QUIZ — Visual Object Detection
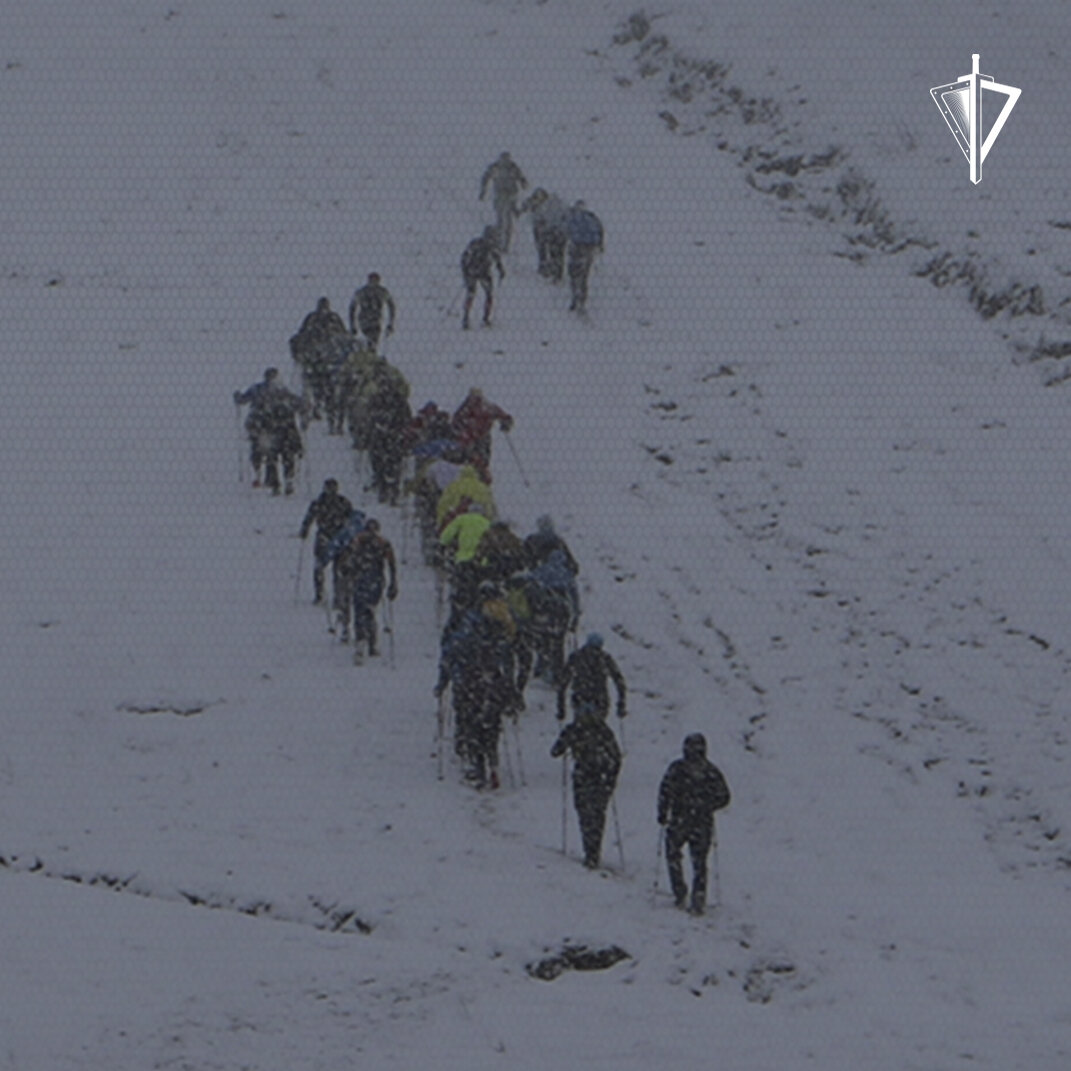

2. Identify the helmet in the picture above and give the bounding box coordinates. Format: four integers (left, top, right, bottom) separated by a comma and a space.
368, 272, 381, 284
586, 632, 604, 649
264, 367, 279, 381
316, 296, 330, 310
683, 733, 707, 760
536, 513, 554, 535
365, 518, 380, 533
323, 478, 339, 493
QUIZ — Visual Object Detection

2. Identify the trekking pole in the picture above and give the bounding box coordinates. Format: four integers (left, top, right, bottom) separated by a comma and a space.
235, 404, 245, 483
560, 756, 569, 855
611, 797, 626, 872
383, 599, 396, 667
512, 716, 526, 787
445, 282, 466, 317
502, 431, 531, 488
711, 815, 721, 909
653, 826, 664, 900
501, 727, 516, 789
436, 686, 448, 781
293, 539, 305, 605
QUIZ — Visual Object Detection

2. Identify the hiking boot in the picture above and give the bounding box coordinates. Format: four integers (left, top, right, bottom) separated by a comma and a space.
284, 480, 294, 495
488, 770, 500, 790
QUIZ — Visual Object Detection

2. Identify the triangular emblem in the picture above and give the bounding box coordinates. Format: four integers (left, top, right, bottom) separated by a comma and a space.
931, 53, 1020, 183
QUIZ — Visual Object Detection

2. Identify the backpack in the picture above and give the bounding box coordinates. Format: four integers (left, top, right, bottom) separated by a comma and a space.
461, 239, 491, 279
568, 209, 603, 248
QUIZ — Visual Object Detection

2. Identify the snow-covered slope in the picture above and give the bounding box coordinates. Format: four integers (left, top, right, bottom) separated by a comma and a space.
2, 2, 1070, 1068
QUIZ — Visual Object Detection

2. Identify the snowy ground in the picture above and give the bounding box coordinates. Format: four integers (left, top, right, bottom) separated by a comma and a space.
2, 2, 1070, 1068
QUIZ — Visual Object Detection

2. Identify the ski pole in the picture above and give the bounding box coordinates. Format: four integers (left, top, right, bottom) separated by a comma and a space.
436, 686, 447, 781
502, 431, 531, 488
235, 403, 245, 483
445, 282, 466, 317
511, 716, 526, 787
294, 539, 305, 605
382, 599, 395, 667
611, 796, 626, 872
653, 826, 664, 900
501, 726, 516, 789
711, 814, 721, 909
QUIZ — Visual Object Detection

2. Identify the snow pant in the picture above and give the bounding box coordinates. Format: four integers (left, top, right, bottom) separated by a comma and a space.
357, 317, 383, 354
351, 573, 384, 652
469, 677, 510, 786
534, 221, 566, 281
452, 677, 479, 765
369, 432, 404, 505
492, 193, 516, 251
250, 426, 299, 494
462, 272, 493, 328
665, 822, 713, 913
573, 777, 614, 868
312, 532, 340, 603
567, 244, 598, 311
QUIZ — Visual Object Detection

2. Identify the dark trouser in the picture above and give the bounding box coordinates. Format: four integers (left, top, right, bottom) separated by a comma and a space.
470, 687, 504, 785
665, 823, 713, 912
574, 780, 613, 867
493, 194, 515, 251
462, 273, 493, 328
568, 244, 597, 311
370, 434, 404, 505
358, 318, 382, 353
312, 533, 338, 602
251, 430, 298, 494
535, 223, 567, 281
352, 574, 384, 651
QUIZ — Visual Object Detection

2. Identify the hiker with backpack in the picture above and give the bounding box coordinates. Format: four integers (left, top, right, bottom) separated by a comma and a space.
657, 734, 731, 915
348, 272, 396, 353
289, 297, 349, 420
552, 712, 622, 869
233, 367, 307, 495
518, 187, 570, 281
435, 581, 522, 789
450, 387, 513, 472
557, 632, 626, 723
364, 360, 412, 506
460, 226, 505, 329
524, 549, 580, 686
299, 478, 356, 605
478, 151, 528, 252
334, 518, 397, 661
565, 200, 605, 313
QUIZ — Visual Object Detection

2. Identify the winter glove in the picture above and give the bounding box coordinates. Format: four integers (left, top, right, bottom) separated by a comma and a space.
386, 323, 394, 337
232, 391, 242, 405
500, 415, 514, 433
617, 703, 627, 719
433, 683, 444, 698
387, 583, 398, 601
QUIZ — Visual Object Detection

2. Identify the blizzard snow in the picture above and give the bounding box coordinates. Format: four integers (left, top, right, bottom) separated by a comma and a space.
2, 2, 1070, 1068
